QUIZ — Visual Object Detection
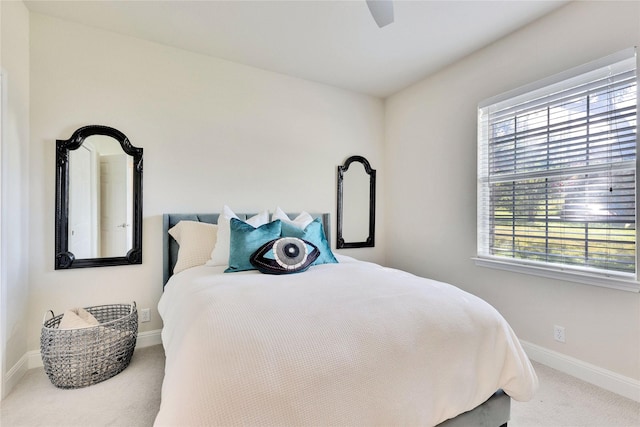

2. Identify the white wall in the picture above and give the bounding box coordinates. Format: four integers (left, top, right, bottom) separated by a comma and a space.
0, 0, 30, 398
27, 13, 385, 352
385, 0, 640, 383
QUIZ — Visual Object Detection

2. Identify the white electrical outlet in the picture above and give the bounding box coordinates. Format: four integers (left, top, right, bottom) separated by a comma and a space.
140, 308, 150, 323
553, 325, 565, 343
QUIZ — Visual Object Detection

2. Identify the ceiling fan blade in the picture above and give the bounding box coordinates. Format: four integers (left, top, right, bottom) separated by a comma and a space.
366, 0, 394, 28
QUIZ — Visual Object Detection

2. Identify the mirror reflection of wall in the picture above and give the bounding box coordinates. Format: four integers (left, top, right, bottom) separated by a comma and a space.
342, 162, 370, 242
68, 135, 134, 258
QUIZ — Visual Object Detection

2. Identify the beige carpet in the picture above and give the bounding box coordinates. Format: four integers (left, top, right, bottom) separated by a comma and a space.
1, 344, 638, 426
511, 363, 639, 427
0, 345, 164, 427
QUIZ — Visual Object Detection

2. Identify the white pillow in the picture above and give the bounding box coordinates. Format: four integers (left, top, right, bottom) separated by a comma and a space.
272, 207, 314, 229
169, 220, 218, 273
207, 206, 270, 267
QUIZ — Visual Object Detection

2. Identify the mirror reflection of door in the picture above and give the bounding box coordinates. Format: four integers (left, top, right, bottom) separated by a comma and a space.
68, 145, 99, 258
100, 154, 133, 257
68, 135, 133, 258
342, 162, 370, 242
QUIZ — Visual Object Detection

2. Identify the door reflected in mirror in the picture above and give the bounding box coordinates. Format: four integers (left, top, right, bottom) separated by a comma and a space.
55, 125, 143, 269
68, 135, 134, 258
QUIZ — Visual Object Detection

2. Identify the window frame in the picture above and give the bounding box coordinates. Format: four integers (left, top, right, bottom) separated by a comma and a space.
475, 48, 640, 293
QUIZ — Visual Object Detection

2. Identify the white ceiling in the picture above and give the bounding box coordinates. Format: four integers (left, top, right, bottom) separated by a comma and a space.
24, 0, 568, 98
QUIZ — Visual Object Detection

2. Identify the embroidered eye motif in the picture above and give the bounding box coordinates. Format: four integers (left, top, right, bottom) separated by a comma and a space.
250, 237, 320, 275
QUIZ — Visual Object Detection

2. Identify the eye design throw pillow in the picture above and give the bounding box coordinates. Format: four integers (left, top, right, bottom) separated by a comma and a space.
250, 237, 320, 275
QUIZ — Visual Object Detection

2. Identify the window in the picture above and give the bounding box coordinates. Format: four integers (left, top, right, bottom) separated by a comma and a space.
477, 49, 638, 291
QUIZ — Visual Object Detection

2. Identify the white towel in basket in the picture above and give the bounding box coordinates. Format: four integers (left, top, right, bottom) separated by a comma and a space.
59, 308, 99, 329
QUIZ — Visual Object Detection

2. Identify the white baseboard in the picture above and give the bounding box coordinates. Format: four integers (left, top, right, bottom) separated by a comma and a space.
136, 328, 163, 349
2, 353, 28, 399
521, 340, 640, 402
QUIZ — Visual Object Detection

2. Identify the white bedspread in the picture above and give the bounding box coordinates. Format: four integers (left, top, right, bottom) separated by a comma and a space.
156, 257, 537, 426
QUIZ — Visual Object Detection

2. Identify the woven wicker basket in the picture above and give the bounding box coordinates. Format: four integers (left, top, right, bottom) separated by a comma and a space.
41, 302, 138, 389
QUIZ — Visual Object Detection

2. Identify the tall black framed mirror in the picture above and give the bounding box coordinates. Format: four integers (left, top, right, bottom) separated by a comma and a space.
337, 155, 376, 249
55, 125, 143, 269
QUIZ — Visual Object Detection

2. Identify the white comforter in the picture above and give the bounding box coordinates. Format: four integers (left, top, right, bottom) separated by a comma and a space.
156, 256, 537, 426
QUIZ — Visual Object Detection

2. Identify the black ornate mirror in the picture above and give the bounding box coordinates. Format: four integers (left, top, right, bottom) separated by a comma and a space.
55, 125, 143, 269
337, 155, 376, 249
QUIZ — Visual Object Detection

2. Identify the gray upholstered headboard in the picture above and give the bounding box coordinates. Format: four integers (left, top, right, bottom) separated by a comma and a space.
163, 213, 331, 287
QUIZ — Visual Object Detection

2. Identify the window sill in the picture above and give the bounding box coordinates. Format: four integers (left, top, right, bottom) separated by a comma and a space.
473, 256, 640, 293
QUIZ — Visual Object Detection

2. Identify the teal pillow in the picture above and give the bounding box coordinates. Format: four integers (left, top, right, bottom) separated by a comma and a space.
281, 217, 338, 265
226, 218, 282, 273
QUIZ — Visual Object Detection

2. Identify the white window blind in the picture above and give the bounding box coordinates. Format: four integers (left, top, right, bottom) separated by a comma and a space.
477, 49, 637, 287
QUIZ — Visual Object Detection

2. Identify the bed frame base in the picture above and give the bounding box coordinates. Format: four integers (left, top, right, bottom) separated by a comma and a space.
436, 389, 510, 427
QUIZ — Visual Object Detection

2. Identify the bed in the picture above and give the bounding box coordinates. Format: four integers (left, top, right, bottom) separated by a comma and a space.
156, 211, 538, 426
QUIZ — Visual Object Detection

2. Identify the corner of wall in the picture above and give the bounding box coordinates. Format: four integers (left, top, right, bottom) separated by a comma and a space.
0, 0, 30, 401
